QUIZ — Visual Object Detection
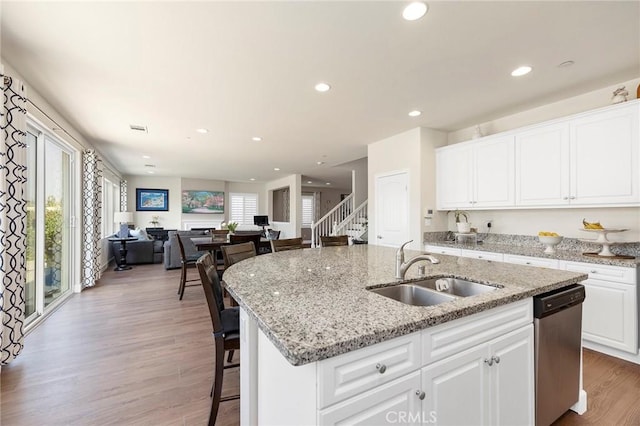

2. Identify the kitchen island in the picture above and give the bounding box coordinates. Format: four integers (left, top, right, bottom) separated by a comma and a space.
224, 244, 588, 425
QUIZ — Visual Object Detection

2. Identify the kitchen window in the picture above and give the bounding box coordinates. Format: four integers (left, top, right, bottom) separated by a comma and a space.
302, 194, 314, 227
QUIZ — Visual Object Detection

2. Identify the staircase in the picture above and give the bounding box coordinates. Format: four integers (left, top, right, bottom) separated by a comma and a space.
310, 194, 368, 247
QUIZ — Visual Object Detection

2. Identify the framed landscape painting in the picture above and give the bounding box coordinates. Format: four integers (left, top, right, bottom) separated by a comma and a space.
136, 188, 169, 211
182, 190, 224, 214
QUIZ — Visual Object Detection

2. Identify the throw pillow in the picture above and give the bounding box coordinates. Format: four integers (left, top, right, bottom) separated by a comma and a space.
129, 228, 141, 238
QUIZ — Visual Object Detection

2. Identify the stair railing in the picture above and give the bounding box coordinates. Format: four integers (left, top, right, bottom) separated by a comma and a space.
311, 193, 353, 248
334, 200, 368, 240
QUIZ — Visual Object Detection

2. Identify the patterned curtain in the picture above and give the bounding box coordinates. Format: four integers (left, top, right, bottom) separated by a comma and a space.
0, 70, 27, 365
81, 149, 103, 288
120, 179, 127, 211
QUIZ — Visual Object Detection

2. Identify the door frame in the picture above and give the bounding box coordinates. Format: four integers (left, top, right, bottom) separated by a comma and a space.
374, 169, 410, 248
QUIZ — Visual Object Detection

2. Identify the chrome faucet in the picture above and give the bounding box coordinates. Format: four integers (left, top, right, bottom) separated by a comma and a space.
395, 240, 440, 280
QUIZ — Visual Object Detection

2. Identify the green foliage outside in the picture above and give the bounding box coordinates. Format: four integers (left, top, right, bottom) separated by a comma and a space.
44, 196, 63, 268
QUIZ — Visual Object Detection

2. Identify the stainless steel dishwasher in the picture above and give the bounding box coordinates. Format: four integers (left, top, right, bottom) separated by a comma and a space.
534, 284, 586, 426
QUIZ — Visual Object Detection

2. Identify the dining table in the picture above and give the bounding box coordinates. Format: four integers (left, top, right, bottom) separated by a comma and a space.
191, 236, 272, 253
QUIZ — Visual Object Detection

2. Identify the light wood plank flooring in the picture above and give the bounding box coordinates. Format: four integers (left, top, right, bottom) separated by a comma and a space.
1, 263, 238, 426
2, 262, 640, 425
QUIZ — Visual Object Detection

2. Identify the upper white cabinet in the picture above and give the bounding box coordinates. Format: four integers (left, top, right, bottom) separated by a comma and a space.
570, 104, 639, 206
438, 101, 640, 210
437, 135, 514, 210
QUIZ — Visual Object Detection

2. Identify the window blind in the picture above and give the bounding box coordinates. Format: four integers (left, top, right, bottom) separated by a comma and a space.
302, 194, 314, 227
230, 193, 258, 225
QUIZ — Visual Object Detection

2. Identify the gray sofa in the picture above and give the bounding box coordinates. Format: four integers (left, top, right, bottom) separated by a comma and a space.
163, 230, 210, 269
110, 236, 164, 265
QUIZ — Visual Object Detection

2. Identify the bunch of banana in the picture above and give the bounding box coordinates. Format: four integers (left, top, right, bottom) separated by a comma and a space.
538, 231, 559, 237
583, 219, 604, 230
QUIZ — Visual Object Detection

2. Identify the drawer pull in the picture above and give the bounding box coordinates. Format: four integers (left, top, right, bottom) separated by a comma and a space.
478, 256, 483, 259
416, 390, 426, 400
484, 358, 494, 366
525, 262, 531, 265
590, 270, 597, 274
375, 363, 387, 374
492, 355, 501, 364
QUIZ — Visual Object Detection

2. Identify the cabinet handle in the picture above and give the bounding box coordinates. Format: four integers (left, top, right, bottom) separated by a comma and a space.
590, 270, 597, 274
375, 363, 387, 374
484, 358, 494, 366
569, 196, 576, 200
563, 197, 569, 200
377, 235, 383, 239
416, 390, 426, 400
525, 262, 531, 265
478, 256, 483, 259
492, 355, 501, 364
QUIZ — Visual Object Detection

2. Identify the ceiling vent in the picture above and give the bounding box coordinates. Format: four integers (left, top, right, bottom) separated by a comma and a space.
129, 124, 148, 132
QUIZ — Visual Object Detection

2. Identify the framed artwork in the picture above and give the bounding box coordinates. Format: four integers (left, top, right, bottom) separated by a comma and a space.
182, 190, 224, 214
136, 188, 169, 211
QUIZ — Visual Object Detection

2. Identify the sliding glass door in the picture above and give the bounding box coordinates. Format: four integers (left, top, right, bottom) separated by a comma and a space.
25, 120, 76, 326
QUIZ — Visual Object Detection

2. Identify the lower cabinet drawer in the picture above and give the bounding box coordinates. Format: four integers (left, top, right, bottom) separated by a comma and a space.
563, 261, 636, 284
318, 332, 421, 409
425, 244, 461, 256
318, 371, 422, 426
422, 298, 532, 365
460, 249, 504, 262
503, 254, 559, 269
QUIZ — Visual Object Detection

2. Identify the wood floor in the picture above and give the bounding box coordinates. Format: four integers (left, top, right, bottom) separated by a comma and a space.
2, 262, 640, 425
1, 263, 239, 426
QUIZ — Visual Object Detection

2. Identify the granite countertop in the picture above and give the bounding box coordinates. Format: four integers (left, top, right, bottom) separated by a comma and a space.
223, 245, 587, 366
423, 239, 639, 267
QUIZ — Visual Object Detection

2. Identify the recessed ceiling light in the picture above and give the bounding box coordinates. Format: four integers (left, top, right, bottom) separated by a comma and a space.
403, 2, 428, 21
307, 181, 313, 184
408, 110, 422, 117
142, 155, 151, 159
558, 60, 575, 68
129, 124, 148, 133
196, 128, 209, 134
316, 161, 325, 165
315, 82, 331, 92
274, 167, 280, 171
250, 178, 256, 181
325, 182, 331, 185
511, 66, 532, 77
252, 136, 262, 142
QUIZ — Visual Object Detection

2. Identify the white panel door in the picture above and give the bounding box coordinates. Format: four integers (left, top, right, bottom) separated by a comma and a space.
570, 104, 639, 205
422, 345, 488, 425
515, 123, 570, 206
436, 144, 473, 209
489, 325, 534, 426
473, 135, 515, 208
581, 278, 637, 353
318, 371, 422, 426
375, 171, 409, 247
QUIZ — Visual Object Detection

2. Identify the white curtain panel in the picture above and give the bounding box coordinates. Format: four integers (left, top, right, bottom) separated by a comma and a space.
81, 149, 103, 288
0, 69, 27, 365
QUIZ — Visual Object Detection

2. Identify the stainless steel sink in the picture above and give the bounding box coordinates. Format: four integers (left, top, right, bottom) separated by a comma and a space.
369, 284, 456, 306
412, 277, 499, 297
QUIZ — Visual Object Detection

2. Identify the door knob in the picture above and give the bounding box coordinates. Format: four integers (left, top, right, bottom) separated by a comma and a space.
416, 390, 426, 400
377, 235, 383, 239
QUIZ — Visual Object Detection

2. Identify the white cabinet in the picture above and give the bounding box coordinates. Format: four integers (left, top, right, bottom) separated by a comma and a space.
515, 123, 570, 206
503, 254, 559, 269
562, 261, 638, 354
436, 135, 515, 210
460, 249, 504, 262
570, 104, 639, 206
422, 325, 534, 426
319, 371, 422, 426
424, 244, 461, 256
439, 100, 640, 210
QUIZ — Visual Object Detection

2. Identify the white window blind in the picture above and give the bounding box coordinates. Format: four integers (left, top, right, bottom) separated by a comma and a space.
230, 193, 258, 225
302, 195, 314, 227
101, 178, 119, 237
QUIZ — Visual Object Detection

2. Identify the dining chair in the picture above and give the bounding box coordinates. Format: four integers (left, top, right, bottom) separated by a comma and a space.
221, 241, 257, 270
270, 237, 304, 252
267, 229, 281, 240
176, 234, 201, 300
211, 229, 229, 238
320, 235, 349, 247
196, 253, 240, 426
229, 232, 262, 253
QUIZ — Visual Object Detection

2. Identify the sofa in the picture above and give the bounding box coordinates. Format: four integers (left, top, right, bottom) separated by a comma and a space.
110, 231, 164, 265
163, 230, 210, 269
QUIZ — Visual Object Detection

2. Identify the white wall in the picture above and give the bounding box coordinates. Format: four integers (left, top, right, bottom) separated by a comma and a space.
338, 157, 368, 206
443, 77, 640, 242
367, 127, 449, 249
265, 174, 302, 238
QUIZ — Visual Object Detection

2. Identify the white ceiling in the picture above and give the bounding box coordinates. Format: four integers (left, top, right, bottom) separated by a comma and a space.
2, 1, 638, 190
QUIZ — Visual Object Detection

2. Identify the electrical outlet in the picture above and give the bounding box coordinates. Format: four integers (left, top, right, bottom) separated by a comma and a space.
486, 220, 493, 229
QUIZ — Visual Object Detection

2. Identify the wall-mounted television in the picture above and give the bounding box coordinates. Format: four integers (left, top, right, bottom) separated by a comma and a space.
182, 190, 224, 214
254, 215, 270, 226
